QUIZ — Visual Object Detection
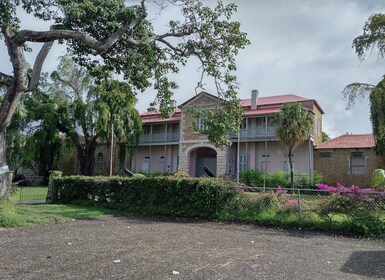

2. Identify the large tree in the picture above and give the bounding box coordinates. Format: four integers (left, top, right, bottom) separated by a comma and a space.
343, 13, 385, 155
0, 0, 249, 196
51, 56, 141, 176
272, 102, 313, 189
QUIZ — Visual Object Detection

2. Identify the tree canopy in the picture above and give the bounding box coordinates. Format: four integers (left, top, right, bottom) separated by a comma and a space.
0, 0, 249, 139
272, 102, 313, 188
0, 0, 249, 195
50, 55, 141, 176
343, 13, 385, 155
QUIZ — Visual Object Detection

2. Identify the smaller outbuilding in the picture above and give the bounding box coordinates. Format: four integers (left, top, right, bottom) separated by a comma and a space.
314, 134, 385, 187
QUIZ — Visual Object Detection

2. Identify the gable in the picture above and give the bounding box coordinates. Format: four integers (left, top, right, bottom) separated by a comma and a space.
179, 91, 223, 109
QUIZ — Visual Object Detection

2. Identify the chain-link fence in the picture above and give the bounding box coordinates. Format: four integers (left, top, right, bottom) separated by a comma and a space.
219, 186, 385, 229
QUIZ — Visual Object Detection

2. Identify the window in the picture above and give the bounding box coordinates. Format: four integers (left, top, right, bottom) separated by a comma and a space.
284, 161, 295, 173
261, 153, 270, 173
350, 152, 365, 174
320, 152, 332, 158
239, 119, 247, 130
284, 153, 294, 172
143, 126, 150, 135
197, 117, 209, 130
97, 153, 103, 173
239, 154, 247, 172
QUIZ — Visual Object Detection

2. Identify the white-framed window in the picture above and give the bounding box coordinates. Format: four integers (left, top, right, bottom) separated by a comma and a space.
284, 153, 294, 172
350, 152, 365, 174
97, 153, 103, 173
239, 154, 247, 172
197, 117, 209, 131
261, 153, 270, 173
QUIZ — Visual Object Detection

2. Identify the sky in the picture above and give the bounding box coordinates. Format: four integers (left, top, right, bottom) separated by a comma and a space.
1, 0, 385, 138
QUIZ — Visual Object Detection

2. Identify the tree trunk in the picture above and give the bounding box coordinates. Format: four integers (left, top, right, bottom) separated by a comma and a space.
288, 148, 294, 190
0, 130, 13, 199
77, 136, 98, 176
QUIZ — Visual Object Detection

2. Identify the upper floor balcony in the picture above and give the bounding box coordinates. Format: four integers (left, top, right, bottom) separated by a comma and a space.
139, 131, 180, 144
230, 125, 279, 141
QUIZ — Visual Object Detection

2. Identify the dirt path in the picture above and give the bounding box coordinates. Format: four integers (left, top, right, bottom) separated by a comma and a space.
0, 215, 384, 279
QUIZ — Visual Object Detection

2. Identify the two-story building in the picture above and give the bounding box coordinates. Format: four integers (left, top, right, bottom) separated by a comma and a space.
131, 91, 324, 178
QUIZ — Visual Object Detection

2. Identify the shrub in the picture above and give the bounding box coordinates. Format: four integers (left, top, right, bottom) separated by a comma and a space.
239, 169, 266, 187
173, 170, 191, 178
372, 169, 385, 189
51, 176, 236, 219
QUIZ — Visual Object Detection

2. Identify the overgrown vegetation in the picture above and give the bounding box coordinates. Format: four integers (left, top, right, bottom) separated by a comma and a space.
50, 175, 385, 237
0, 200, 23, 227
239, 169, 323, 189
52, 176, 237, 219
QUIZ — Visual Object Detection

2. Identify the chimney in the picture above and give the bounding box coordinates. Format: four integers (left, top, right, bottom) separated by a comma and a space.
251, 89, 259, 110
171, 100, 177, 108
169, 100, 177, 117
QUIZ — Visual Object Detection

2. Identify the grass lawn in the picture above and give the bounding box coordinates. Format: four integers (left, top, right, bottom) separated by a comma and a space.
10, 186, 48, 202
1, 202, 119, 227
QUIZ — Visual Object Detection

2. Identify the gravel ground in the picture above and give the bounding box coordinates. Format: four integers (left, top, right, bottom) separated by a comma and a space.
0, 215, 384, 280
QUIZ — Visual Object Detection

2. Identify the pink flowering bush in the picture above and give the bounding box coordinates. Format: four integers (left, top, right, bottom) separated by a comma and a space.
314, 183, 385, 222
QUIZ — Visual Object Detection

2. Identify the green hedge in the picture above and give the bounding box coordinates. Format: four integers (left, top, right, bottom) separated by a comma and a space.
51, 176, 236, 219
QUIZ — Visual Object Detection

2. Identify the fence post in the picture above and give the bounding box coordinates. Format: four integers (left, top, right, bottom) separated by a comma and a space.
297, 189, 301, 222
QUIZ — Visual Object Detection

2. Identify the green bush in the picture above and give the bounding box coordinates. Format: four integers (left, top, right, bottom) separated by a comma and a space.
51, 176, 236, 219
239, 169, 323, 189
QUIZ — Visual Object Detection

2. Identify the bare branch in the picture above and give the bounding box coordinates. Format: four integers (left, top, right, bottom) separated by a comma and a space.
28, 40, 54, 91
13, 0, 149, 51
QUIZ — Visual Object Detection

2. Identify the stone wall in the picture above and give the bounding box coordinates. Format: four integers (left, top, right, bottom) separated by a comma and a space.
314, 148, 385, 187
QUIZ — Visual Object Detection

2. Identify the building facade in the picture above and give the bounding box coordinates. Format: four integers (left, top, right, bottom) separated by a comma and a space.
62, 91, 324, 178
314, 134, 385, 187
132, 91, 324, 178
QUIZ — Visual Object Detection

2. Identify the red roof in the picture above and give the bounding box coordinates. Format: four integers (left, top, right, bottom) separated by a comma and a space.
140, 93, 322, 123
316, 134, 374, 149
241, 94, 311, 107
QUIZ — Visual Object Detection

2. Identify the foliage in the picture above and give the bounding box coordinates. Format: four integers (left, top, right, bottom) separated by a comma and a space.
372, 169, 385, 189
321, 132, 330, 142
4, 82, 72, 179
369, 79, 385, 155
51, 175, 237, 219
343, 14, 385, 154
0, 0, 249, 148
0, 200, 23, 227
50, 55, 142, 175
239, 169, 323, 189
28, 175, 385, 236
271, 102, 313, 189
173, 170, 191, 178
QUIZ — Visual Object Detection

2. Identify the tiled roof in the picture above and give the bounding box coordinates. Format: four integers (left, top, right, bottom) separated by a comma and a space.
140, 93, 322, 123
241, 94, 311, 107
142, 112, 181, 123
243, 107, 281, 116
316, 134, 374, 149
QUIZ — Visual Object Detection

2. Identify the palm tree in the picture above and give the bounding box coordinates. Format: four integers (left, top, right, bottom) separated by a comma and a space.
272, 102, 313, 189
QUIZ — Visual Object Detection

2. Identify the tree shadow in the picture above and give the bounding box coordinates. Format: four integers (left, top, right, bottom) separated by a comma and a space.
340, 251, 385, 278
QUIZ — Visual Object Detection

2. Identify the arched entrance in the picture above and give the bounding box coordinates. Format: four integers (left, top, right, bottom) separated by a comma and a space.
190, 147, 217, 177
